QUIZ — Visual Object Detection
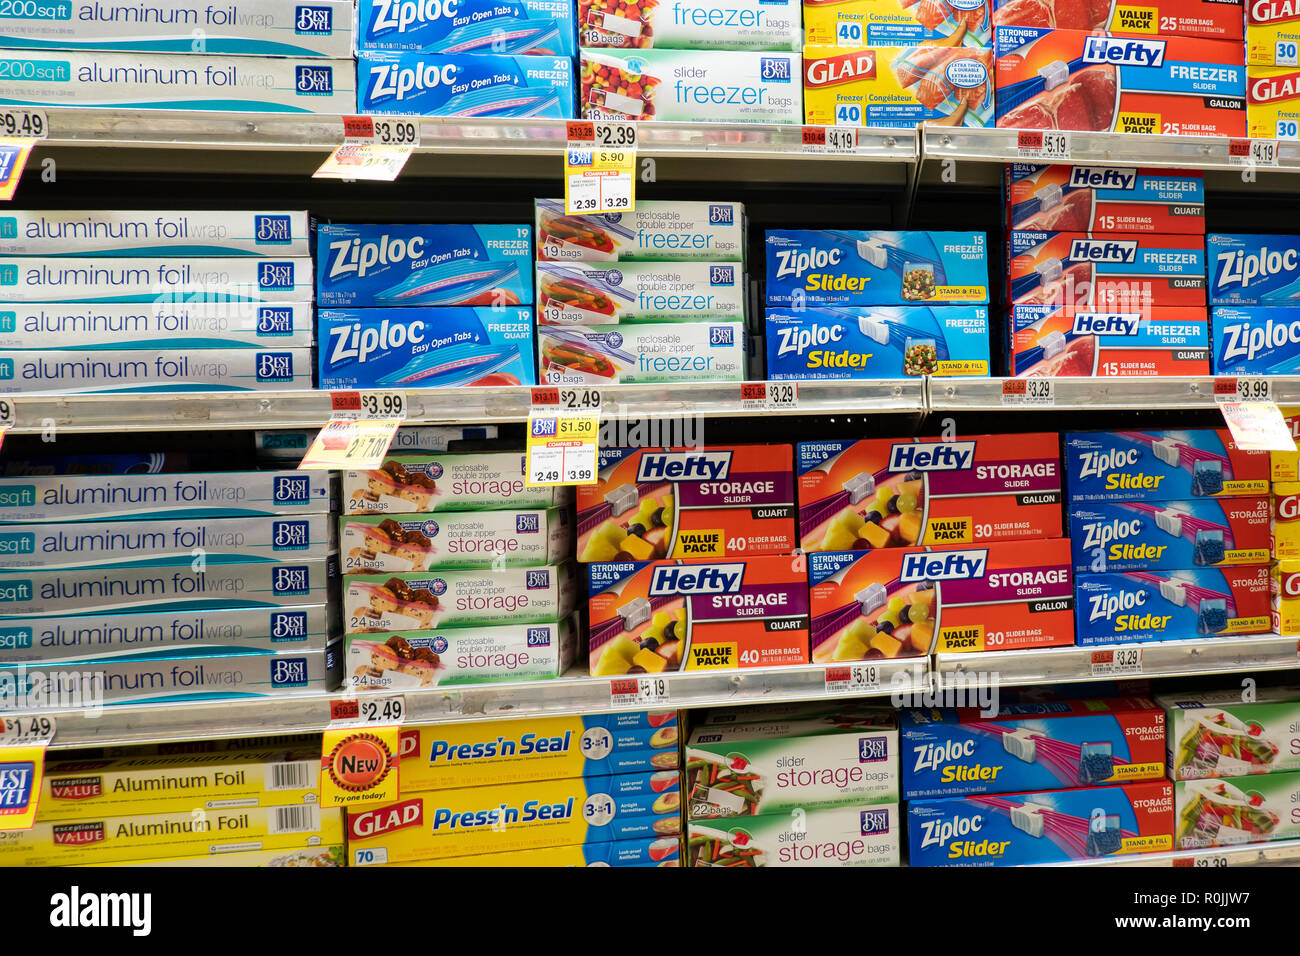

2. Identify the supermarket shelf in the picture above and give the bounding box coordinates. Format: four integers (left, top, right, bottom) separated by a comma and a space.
1040, 838, 1300, 868
927, 376, 1300, 412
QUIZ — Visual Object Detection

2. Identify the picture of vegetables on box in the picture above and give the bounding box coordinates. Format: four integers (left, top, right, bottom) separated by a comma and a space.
1175, 776, 1292, 849
535, 200, 746, 263
537, 261, 746, 325
688, 803, 901, 867
346, 565, 576, 631
1158, 688, 1300, 781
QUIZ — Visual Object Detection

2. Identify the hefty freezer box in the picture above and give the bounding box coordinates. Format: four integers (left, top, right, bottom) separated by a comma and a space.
0, 52, 355, 112
0, 257, 312, 303
807, 541, 1075, 659
577, 445, 796, 563
1003, 165, 1206, 234
1064, 429, 1271, 502
317, 308, 535, 390
0, 211, 310, 257
688, 805, 900, 867
359, 0, 577, 55
992, 0, 1244, 40
797, 434, 1064, 552
1068, 498, 1272, 572
1009, 305, 1211, 377
537, 322, 745, 385
803, 45, 995, 128
580, 49, 801, 124
899, 698, 1166, 799
357, 51, 575, 117
315, 223, 533, 309
1176, 771, 1300, 848
1208, 234, 1300, 306
582, 0, 800, 49
1212, 306, 1300, 374
1075, 566, 1272, 644
908, 781, 1175, 866
767, 305, 991, 379
587, 555, 810, 676
765, 230, 989, 308
0, 302, 313, 351
1159, 686, 1300, 781
993, 28, 1246, 137
804, 0, 992, 47
536, 199, 746, 263
536, 261, 746, 324
342, 509, 571, 573
0, 348, 312, 393
342, 452, 567, 515
1248, 64, 1300, 137
344, 565, 576, 631
418, 837, 680, 867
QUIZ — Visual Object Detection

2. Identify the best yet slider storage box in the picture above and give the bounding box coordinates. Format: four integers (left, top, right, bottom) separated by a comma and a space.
1159, 686, 1300, 781
688, 803, 901, 867
1064, 429, 1271, 502
1003, 165, 1206, 235
1176, 770, 1300, 849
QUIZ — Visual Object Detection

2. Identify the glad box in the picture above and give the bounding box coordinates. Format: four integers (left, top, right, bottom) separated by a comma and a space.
1009, 305, 1211, 377
688, 804, 900, 867
1075, 566, 1272, 645
576, 445, 796, 563
0, 302, 313, 351
0, 211, 311, 257
344, 564, 575, 630
341, 509, 571, 573
536, 261, 746, 324
1176, 771, 1300, 848
1270, 558, 1300, 633
0, 257, 312, 303
341, 452, 567, 515
797, 433, 1063, 552
1208, 235, 1300, 306
1004, 165, 1205, 235
359, 0, 578, 55
992, 0, 1243, 39
805, 0, 991, 47
535, 199, 746, 264
357, 51, 575, 117
807, 541, 1074, 659
1068, 498, 1271, 573
1248, 64, 1300, 137
1064, 429, 1271, 502
1248, 16, 1300, 66
1159, 686, 1300, 780
1273, 482, 1300, 559
582, 0, 800, 50
537, 321, 746, 385
587, 555, 810, 676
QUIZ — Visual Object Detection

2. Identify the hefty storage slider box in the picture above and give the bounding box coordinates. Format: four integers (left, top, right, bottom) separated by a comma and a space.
992, 0, 1243, 39
344, 564, 576, 631
1159, 686, 1300, 781
537, 322, 745, 385
577, 445, 796, 562
1176, 771, 1300, 848
805, 0, 991, 47
1213, 307, 1300, 374
1068, 498, 1271, 572
341, 509, 571, 573
899, 698, 1166, 799
0, 211, 311, 257
587, 555, 810, 676
1064, 429, 1270, 502
0, 302, 314, 351
342, 452, 567, 515
0, 348, 312, 393
357, 52, 575, 117
1075, 566, 1272, 645
1009, 306, 1211, 377
536, 261, 746, 324
688, 804, 901, 867
1004, 165, 1206, 235
0, 257, 312, 303
583, 0, 800, 49
796, 433, 1064, 552
358, 0, 578, 55
807, 541, 1075, 659
1208, 234, 1300, 306
536, 200, 746, 263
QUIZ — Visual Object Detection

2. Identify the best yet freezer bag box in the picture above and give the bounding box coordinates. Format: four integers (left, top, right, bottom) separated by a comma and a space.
535, 199, 746, 263
1003, 164, 1206, 234
992, 0, 1244, 40
536, 261, 746, 324
342, 451, 567, 515
1067, 497, 1271, 573
804, 0, 992, 47
1009, 305, 1211, 377
1159, 686, 1300, 781
1075, 566, 1272, 645
1064, 429, 1270, 502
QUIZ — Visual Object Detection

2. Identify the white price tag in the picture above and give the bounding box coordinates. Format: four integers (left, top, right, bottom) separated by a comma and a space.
801, 125, 858, 152
368, 117, 421, 148
1214, 376, 1271, 403
1229, 138, 1278, 167
1090, 646, 1143, 677
825, 663, 881, 695
1016, 129, 1070, 161
329, 695, 405, 726
593, 121, 638, 151
0, 714, 56, 747
740, 381, 798, 411
358, 390, 407, 420
565, 120, 635, 215
558, 387, 601, 413
610, 676, 668, 707
0, 398, 14, 427
1001, 378, 1054, 406
0, 109, 47, 140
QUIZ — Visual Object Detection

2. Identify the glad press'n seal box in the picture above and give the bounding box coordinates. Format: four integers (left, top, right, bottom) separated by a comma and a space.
357, 51, 575, 118
359, 0, 578, 55
577, 445, 796, 563
1004, 165, 1206, 235
0, 256, 312, 303
0, 302, 314, 351
1158, 686, 1300, 781
688, 804, 901, 867
536, 261, 746, 324
341, 509, 571, 573
535, 200, 746, 263
1010, 305, 1211, 377
992, 0, 1244, 40
804, 0, 991, 47
1064, 429, 1271, 502
342, 452, 567, 515
581, 0, 800, 49
1068, 498, 1271, 573
345, 565, 575, 631
1075, 566, 1272, 645
538, 322, 745, 384
1176, 770, 1300, 849
0, 210, 311, 257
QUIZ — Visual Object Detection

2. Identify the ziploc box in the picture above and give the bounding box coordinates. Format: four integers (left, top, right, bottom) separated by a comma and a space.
993, 29, 1246, 138
342, 452, 566, 515
317, 308, 535, 390
346, 772, 682, 864
804, 0, 991, 47
1213, 307, 1300, 374
536, 261, 746, 324
1273, 481, 1300, 559
908, 781, 1175, 866
580, 49, 801, 124
797, 433, 1064, 552
0, 348, 313, 393
1248, 64, 1300, 137
686, 710, 899, 819
576, 445, 796, 563
535, 199, 745, 264
0, 211, 310, 257
316, 223, 533, 308
344, 564, 575, 631
1208, 235, 1300, 306
341, 509, 571, 573
802, 45, 995, 128
991, 0, 1244, 40
1009, 305, 1211, 377
359, 0, 577, 55
1075, 566, 1272, 645
807, 541, 1074, 659
582, 0, 800, 50
1176, 770, 1300, 848
1159, 686, 1300, 780
0, 52, 356, 112
1064, 429, 1271, 502
357, 51, 575, 117
767, 306, 991, 379
688, 804, 901, 867
765, 230, 989, 308
587, 555, 810, 676
1068, 498, 1272, 573
0, 257, 313, 303
0, 302, 314, 351
900, 698, 1166, 799
419, 836, 681, 867
1004, 165, 1206, 235
537, 322, 746, 385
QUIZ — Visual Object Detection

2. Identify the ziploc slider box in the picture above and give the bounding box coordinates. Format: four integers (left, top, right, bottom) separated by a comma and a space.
1009, 305, 1211, 377
689, 804, 900, 867
1213, 306, 1300, 373
344, 564, 575, 631
537, 322, 745, 385
536, 261, 746, 324
1074, 566, 1272, 645
0, 348, 313, 393
316, 223, 533, 308
357, 51, 575, 117
0, 302, 313, 351
993, 29, 1246, 137
317, 308, 535, 390
767, 306, 991, 379
1176, 770, 1300, 848
587, 555, 810, 676
1068, 498, 1271, 573
1159, 686, 1300, 781
1064, 429, 1270, 502
0, 257, 312, 303
1004, 165, 1206, 235
342, 509, 570, 573
1008, 232, 1206, 310
342, 451, 566, 515
807, 541, 1074, 659
0, 211, 310, 257
0, 52, 356, 112
535, 199, 745, 263
765, 230, 989, 308
991, 0, 1243, 39
576, 445, 796, 563
804, 0, 991, 47
908, 781, 1175, 866
582, 0, 800, 50
418, 836, 681, 867
1273, 481, 1300, 559
1208, 234, 1300, 306
359, 0, 577, 55
347, 772, 682, 864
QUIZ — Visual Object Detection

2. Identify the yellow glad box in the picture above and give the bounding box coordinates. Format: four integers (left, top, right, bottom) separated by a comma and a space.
802, 0, 992, 48
1273, 406, 1300, 481
1248, 65, 1300, 137
1274, 481, 1300, 560
1271, 559, 1300, 634
1249, 22, 1300, 66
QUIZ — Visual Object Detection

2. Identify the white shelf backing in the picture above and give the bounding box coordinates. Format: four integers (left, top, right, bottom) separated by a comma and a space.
927, 376, 1300, 412
1038, 838, 1300, 868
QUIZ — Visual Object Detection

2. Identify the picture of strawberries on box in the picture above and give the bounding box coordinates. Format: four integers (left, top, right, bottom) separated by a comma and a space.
581, 55, 662, 119
581, 0, 660, 48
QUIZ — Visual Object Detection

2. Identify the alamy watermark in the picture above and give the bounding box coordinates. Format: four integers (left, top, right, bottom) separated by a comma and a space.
889, 664, 1001, 717
0, 666, 105, 717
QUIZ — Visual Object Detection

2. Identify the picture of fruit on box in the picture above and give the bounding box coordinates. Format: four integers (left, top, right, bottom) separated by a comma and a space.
580, 0, 659, 48
811, 571, 937, 661
581, 493, 675, 562
1172, 708, 1279, 779
806, 476, 927, 553
582, 55, 663, 118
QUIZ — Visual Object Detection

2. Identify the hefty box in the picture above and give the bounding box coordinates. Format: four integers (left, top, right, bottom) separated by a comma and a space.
1213, 307, 1300, 374
536, 261, 746, 324
576, 445, 796, 563
688, 804, 901, 866
797, 434, 1063, 552
315, 223, 532, 309
899, 698, 1166, 799
1075, 566, 1272, 645
992, 0, 1244, 39
1009, 305, 1211, 377
358, 0, 578, 55
587, 555, 810, 676
807, 541, 1074, 659
357, 51, 575, 117
535, 199, 746, 263
1176, 771, 1300, 848
0, 210, 311, 257
1274, 481, 1300, 559
1004, 165, 1206, 234
341, 509, 571, 573
908, 781, 1175, 866
1159, 686, 1300, 780
0, 256, 312, 303
1248, 64, 1300, 137
582, 0, 801, 49
342, 452, 567, 515
767, 306, 991, 379
344, 565, 575, 631
993, 28, 1246, 137
1068, 498, 1272, 573
537, 322, 746, 385
1064, 429, 1271, 502
346, 772, 682, 864
1208, 234, 1300, 306
804, 0, 991, 47
0, 302, 314, 351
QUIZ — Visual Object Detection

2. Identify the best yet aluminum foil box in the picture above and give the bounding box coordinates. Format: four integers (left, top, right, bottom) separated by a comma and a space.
344, 564, 576, 631
689, 804, 900, 867
0, 302, 313, 351
0, 348, 313, 393
341, 451, 568, 516
1212, 306, 1300, 374
357, 51, 575, 118
1068, 498, 1272, 573
991, 0, 1244, 40
1008, 305, 1211, 377
582, 0, 800, 49
535, 200, 746, 264
341, 509, 571, 573
359, 0, 578, 56
0, 211, 310, 257
1003, 165, 1206, 234
1158, 685, 1300, 780
1075, 566, 1272, 645
1208, 234, 1300, 306
1064, 429, 1271, 502
0, 257, 312, 303
804, 0, 992, 47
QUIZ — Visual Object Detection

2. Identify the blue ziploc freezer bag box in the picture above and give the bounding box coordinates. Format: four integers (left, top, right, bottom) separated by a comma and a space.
1208, 234, 1300, 305
0, 211, 309, 257
357, 51, 575, 117
316, 223, 533, 308
1212, 306, 1300, 373
765, 230, 989, 308
358, 0, 577, 56
1075, 566, 1271, 645
1065, 430, 1271, 502
317, 308, 536, 389
1068, 498, 1271, 573
0, 303, 313, 350
766, 305, 990, 379
0, 257, 312, 303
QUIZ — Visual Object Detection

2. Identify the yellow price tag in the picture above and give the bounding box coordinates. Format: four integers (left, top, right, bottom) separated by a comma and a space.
527, 410, 599, 486
319, 725, 400, 808
299, 418, 401, 471
0, 714, 54, 830
564, 120, 636, 215
0, 138, 33, 201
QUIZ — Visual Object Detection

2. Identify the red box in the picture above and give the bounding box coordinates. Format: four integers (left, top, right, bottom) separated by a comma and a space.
993, 0, 1244, 40
1004, 165, 1206, 235
1009, 305, 1211, 377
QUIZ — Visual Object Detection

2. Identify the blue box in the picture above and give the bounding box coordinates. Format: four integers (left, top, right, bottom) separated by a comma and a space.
317, 308, 536, 389
1075, 567, 1271, 645
765, 306, 990, 379
764, 230, 988, 308
1211, 306, 1300, 374
1068, 499, 1271, 574
357, 0, 577, 56
316, 223, 533, 308
1208, 235, 1300, 306
356, 51, 574, 117
1064, 430, 1271, 503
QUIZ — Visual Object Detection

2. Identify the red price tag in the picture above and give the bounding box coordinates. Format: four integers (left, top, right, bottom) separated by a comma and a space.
531, 386, 560, 406
1214, 377, 1238, 397
1228, 139, 1250, 157
1172, 857, 1194, 867
802, 126, 827, 146
740, 383, 767, 402
343, 115, 375, 139
825, 665, 850, 683
330, 698, 360, 722
331, 391, 362, 414
1001, 380, 1027, 396
566, 120, 595, 141
1017, 130, 1044, 150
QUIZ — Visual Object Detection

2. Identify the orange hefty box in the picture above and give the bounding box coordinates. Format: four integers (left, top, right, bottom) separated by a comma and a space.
808, 540, 1075, 659
1009, 305, 1211, 377
587, 555, 809, 676
577, 445, 796, 562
